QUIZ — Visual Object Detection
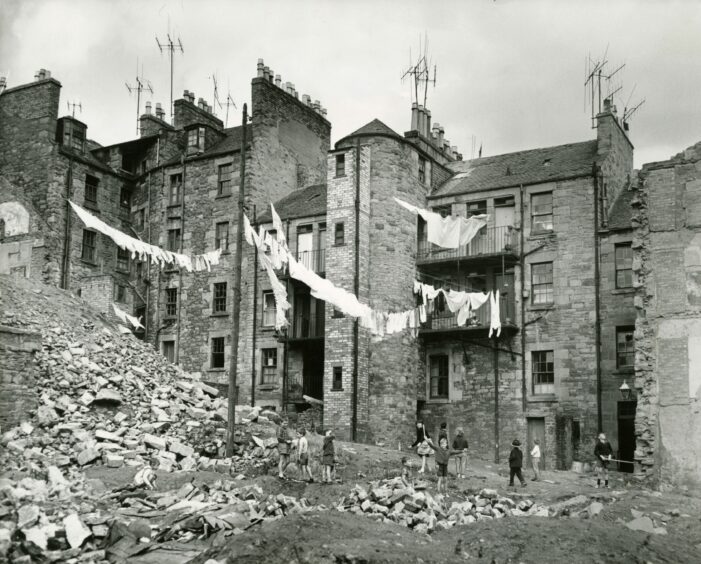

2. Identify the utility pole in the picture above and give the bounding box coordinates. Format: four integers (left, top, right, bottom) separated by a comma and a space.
226, 103, 247, 456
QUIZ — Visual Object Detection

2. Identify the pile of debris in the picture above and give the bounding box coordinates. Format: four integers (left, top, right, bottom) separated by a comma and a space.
338, 478, 547, 534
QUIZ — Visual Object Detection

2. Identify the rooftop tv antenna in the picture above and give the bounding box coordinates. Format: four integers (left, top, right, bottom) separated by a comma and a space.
67, 101, 82, 118
209, 73, 223, 117
126, 59, 154, 134
156, 25, 184, 121
224, 87, 236, 128
584, 47, 626, 128
401, 33, 437, 107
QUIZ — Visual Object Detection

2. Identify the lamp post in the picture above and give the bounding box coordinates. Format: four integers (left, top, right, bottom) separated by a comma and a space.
619, 380, 632, 401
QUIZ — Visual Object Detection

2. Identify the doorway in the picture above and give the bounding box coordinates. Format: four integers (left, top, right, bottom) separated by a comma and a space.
527, 417, 546, 470
617, 401, 637, 473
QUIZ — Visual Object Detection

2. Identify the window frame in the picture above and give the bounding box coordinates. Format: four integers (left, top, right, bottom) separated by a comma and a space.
165, 288, 178, 318
169, 173, 182, 206
260, 348, 278, 385
116, 247, 130, 272
335, 153, 346, 178
334, 222, 345, 246
429, 354, 449, 399
81, 229, 97, 263
213, 282, 228, 313
210, 336, 225, 369
531, 192, 554, 233
531, 262, 554, 305
466, 200, 487, 217
162, 340, 175, 363
616, 326, 635, 370
332, 366, 343, 391
114, 284, 127, 303
217, 162, 233, 196
167, 228, 181, 252
418, 156, 427, 185
532, 350, 555, 395
262, 291, 276, 327
84, 175, 99, 205
119, 186, 131, 210
215, 221, 230, 251
614, 242, 633, 289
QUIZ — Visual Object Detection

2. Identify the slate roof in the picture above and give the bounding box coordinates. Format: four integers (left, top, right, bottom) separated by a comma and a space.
256, 183, 327, 223
430, 140, 598, 198
161, 124, 251, 166
607, 186, 634, 230
335, 118, 403, 147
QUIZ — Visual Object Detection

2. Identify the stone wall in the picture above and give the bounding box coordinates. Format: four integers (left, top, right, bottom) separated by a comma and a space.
0, 325, 40, 430
633, 141, 701, 489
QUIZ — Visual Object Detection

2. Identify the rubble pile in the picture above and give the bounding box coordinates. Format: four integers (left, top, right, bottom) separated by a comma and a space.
338, 478, 547, 534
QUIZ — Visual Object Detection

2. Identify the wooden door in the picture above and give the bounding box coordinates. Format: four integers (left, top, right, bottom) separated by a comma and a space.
527, 417, 546, 469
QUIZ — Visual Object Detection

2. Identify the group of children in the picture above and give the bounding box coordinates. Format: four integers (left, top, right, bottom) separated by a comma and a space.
410, 420, 544, 492
276, 420, 337, 483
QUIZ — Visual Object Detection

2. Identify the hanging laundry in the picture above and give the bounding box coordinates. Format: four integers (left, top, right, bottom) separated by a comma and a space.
70, 201, 222, 273
258, 251, 291, 330
112, 303, 144, 330
270, 203, 287, 248
394, 197, 489, 249
489, 290, 501, 338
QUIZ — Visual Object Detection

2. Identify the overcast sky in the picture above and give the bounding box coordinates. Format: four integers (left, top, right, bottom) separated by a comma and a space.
2, 0, 700, 168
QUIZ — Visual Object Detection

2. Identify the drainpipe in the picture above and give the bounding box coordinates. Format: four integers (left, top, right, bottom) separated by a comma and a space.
251, 204, 257, 407
520, 184, 527, 411
175, 153, 186, 364
593, 165, 603, 432
61, 157, 74, 289
352, 141, 361, 441
493, 338, 500, 464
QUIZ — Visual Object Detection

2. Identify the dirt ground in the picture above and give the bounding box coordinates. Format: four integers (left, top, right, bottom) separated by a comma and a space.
84, 439, 701, 564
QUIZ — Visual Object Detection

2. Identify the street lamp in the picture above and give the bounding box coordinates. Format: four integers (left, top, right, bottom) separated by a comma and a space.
619, 380, 632, 401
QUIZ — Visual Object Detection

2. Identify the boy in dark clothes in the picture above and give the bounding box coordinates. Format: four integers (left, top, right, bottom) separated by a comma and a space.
594, 432, 614, 488
427, 436, 451, 494
508, 439, 527, 487
322, 429, 335, 483
452, 428, 469, 479
438, 422, 449, 444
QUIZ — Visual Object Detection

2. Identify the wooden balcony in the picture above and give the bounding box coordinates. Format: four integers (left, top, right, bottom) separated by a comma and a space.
417, 225, 519, 268
420, 294, 518, 339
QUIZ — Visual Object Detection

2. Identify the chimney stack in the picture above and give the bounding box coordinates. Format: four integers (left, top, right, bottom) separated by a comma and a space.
197, 97, 206, 110
0, 76, 6, 93
302, 94, 311, 106
145, 101, 152, 115
263, 66, 270, 81
425, 109, 432, 138
418, 105, 425, 136
183, 89, 190, 100
411, 102, 419, 131
438, 125, 445, 148
268, 69, 274, 83
257, 59, 265, 77
155, 103, 165, 120
275, 74, 281, 87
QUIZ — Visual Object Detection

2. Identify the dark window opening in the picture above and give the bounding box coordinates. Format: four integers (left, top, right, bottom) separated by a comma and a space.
213, 282, 227, 313
418, 156, 427, 184
466, 200, 487, 217
167, 228, 181, 252
116, 247, 129, 272
211, 337, 225, 369
162, 340, 175, 363
119, 186, 131, 210
81, 230, 96, 262
169, 174, 182, 206
215, 221, 230, 251
114, 284, 127, 303
335, 153, 346, 177
334, 222, 345, 246
84, 175, 98, 205
262, 291, 276, 327
165, 288, 178, 317
616, 326, 635, 369
261, 348, 277, 384
332, 366, 343, 391
429, 355, 449, 399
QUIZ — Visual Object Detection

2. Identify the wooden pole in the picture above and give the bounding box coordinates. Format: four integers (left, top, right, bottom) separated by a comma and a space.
226, 103, 247, 456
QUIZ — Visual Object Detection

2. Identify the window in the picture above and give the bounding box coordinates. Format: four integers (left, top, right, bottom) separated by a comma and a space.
532, 262, 554, 304
135, 209, 145, 229
84, 175, 98, 205
432, 204, 451, 218
262, 291, 276, 327
218, 163, 232, 196
335, 153, 345, 177
213, 282, 227, 313
0, 219, 5, 241
531, 192, 553, 232
165, 288, 178, 317
114, 284, 127, 303
615, 243, 633, 289
332, 308, 344, 319
429, 355, 449, 399
136, 261, 143, 279
215, 222, 230, 251
81, 230, 96, 262
116, 248, 129, 272
334, 222, 345, 246
418, 156, 426, 184
162, 340, 175, 363
332, 366, 343, 391
167, 228, 181, 252
169, 174, 182, 206
187, 127, 206, 151
261, 348, 277, 384
532, 351, 555, 395
616, 327, 635, 369
297, 224, 313, 268
211, 337, 225, 369
466, 200, 487, 217
119, 186, 131, 210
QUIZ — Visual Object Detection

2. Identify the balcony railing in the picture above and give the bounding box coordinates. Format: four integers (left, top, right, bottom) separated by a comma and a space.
290, 313, 325, 339
296, 248, 326, 274
417, 225, 517, 263
422, 295, 517, 332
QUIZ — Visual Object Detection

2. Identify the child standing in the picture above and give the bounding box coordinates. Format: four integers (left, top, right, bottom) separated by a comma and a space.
277, 420, 293, 479
594, 433, 613, 488
452, 428, 469, 479
411, 421, 432, 474
322, 429, 335, 483
427, 437, 451, 494
508, 439, 527, 488
297, 427, 313, 483
530, 439, 541, 481
438, 422, 449, 444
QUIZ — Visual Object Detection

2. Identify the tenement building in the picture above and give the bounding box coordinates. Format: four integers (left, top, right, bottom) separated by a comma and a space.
4, 61, 675, 475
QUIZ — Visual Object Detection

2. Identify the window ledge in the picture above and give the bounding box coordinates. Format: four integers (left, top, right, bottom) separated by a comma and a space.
208, 368, 226, 373
210, 312, 229, 317
163, 316, 177, 321
334, 174, 346, 179
426, 398, 450, 404
215, 193, 232, 199
333, 243, 346, 247
258, 384, 278, 391
83, 203, 100, 212
528, 394, 558, 403
612, 368, 635, 375
528, 304, 554, 311
80, 259, 98, 266
330, 388, 345, 392
261, 326, 276, 331
611, 288, 635, 295
528, 231, 555, 240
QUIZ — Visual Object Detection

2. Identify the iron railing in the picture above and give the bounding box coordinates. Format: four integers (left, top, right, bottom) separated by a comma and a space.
422, 295, 516, 331
417, 225, 517, 263
296, 248, 326, 274
290, 312, 325, 339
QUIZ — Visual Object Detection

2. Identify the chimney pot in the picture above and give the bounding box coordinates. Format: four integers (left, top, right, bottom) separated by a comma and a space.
302, 94, 311, 105
418, 105, 425, 137
189, 92, 195, 103
263, 66, 270, 80
425, 109, 432, 138
268, 69, 274, 83
257, 59, 265, 77
183, 89, 189, 98
411, 102, 419, 131
145, 101, 152, 114
438, 125, 445, 147
275, 74, 281, 87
